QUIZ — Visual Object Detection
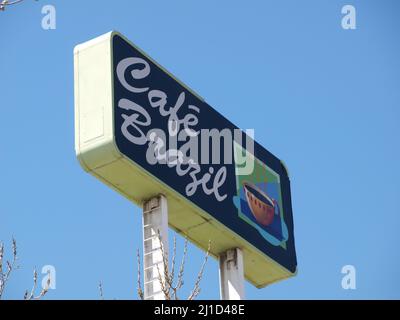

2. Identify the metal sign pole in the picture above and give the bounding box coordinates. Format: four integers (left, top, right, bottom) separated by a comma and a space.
219, 248, 245, 300
142, 195, 169, 300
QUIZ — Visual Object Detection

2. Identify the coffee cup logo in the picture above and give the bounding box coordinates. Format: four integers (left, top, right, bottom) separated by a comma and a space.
243, 182, 278, 226
233, 142, 289, 247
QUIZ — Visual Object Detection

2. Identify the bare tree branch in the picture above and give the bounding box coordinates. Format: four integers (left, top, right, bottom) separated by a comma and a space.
26, 268, 38, 300
35, 270, 50, 300
98, 281, 104, 300
188, 240, 211, 300
150, 231, 210, 300
0, 238, 50, 300
170, 236, 176, 287
155, 230, 172, 299
0, 0, 38, 12
175, 237, 188, 294
155, 258, 170, 300
24, 268, 50, 300
0, 237, 19, 299
136, 249, 144, 300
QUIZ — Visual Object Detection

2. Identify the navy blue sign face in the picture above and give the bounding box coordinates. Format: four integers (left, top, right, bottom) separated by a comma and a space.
112, 34, 297, 273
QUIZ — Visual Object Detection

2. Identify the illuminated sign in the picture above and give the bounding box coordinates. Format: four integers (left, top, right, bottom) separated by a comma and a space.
74, 31, 297, 287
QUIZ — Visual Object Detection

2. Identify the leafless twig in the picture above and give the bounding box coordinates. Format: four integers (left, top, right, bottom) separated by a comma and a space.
170, 236, 176, 287
0, 0, 38, 12
157, 230, 173, 299
155, 257, 170, 299
0, 238, 19, 299
175, 237, 188, 296
98, 281, 104, 300
187, 240, 211, 300
24, 268, 50, 300
136, 249, 144, 300
1, 238, 51, 300
153, 231, 211, 300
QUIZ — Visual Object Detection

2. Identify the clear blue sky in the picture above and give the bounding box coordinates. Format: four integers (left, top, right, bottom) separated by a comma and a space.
1, 0, 399, 299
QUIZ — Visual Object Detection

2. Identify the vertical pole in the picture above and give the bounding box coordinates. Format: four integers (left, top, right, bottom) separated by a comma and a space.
219, 248, 245, 300
142, 195, 169, 300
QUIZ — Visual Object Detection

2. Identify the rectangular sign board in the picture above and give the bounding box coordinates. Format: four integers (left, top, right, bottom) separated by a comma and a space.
74, 31, 297, 287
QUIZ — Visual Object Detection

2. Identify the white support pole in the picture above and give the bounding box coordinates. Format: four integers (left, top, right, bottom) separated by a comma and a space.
219, 248, 245, 300
142, 195, 169, 300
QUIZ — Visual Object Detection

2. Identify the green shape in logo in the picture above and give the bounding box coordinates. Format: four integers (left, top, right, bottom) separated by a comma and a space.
233, 142, 289, 248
